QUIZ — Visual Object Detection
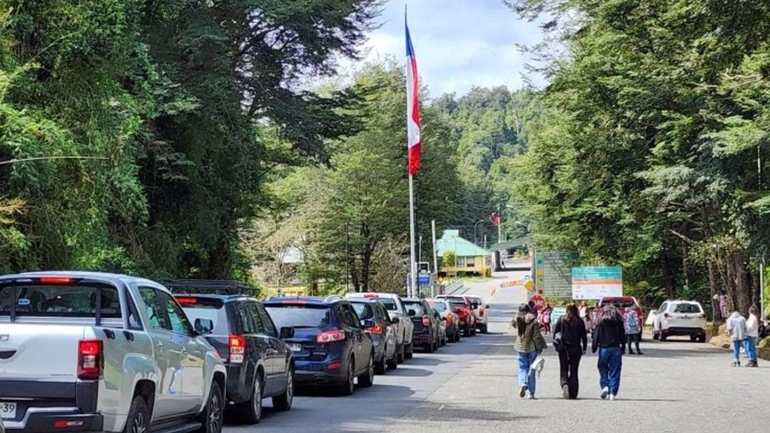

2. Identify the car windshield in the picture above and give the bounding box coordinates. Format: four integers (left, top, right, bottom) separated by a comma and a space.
430, 301, 447, 312
266, 305, 331, 329
178, 301, 229, 334
673, 303, 702, 314
403, 301, 426, 315
606, 299, 636, 308
0, 283, 121, 318
351, 303, 375, 320
378, 299, 398, 311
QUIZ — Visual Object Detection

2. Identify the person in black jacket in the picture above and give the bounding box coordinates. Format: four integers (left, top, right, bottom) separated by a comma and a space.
553, 304, 587, 399
591, 305, 625, 401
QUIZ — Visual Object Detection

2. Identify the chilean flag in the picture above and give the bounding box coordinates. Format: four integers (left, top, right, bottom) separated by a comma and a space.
405, 20, 422, 176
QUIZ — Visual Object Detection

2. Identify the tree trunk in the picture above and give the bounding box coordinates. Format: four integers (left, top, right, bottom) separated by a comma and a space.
729, 252, 752, 315
660, 253, 675, 299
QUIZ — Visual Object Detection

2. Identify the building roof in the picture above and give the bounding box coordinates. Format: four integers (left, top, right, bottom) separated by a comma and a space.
436, 230, 491, 257
489, 236, 529, 252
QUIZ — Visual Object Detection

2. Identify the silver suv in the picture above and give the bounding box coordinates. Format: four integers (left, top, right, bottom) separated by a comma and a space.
0, 272, 227, 433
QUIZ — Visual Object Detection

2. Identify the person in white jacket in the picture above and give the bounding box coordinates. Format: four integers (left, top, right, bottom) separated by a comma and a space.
744, 306, 760, 368
727, 311, 747, 367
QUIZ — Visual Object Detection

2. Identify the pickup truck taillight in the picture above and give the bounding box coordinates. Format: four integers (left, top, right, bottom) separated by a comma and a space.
422, 315, 431, 327
78, 339, 103, 380
317, 329, 346, 343
479, 307, 485, 316
229, 335, 246, 364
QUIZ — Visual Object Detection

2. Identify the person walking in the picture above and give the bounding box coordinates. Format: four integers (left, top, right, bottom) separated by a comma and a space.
553, 304, 588, 399
592, 305, 625, 400
513, 304, 547, 399
719, 294, 729, 321
744, 306, 759, 367
623, 307, 643, 355
579, 301, 589, 329
726, 310, 747, 367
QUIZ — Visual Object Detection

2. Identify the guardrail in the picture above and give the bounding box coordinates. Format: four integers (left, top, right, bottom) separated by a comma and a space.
444, 280, 466, 295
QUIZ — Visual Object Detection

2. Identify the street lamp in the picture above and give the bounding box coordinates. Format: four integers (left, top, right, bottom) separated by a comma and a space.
473, 219, 485, 245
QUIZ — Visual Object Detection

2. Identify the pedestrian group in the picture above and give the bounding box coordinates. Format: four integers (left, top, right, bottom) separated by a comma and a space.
514, 301, 643, 400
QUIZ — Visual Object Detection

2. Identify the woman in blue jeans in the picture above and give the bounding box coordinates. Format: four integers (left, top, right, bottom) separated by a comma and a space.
514, 304, 546, 399
591, 305, 625, 400
744, 306, 759, 367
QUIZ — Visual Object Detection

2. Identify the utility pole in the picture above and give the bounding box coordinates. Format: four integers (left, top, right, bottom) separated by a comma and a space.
431, 220, 438, 298
345, 221, 350, 292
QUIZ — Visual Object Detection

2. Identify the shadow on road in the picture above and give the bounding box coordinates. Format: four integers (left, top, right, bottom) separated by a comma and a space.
404, 402, 542, 422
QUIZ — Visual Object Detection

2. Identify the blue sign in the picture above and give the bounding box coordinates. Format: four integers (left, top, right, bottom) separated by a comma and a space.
417, 273, 431, 286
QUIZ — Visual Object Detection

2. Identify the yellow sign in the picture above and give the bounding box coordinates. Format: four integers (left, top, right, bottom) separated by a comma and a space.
536, 269, 544, 277
524, 280, 534, 291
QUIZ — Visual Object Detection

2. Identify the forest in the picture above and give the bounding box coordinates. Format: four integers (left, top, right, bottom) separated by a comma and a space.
2, 0, 769, 313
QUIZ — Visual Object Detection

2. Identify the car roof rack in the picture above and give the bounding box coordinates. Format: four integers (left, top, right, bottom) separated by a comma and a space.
164, 279, 258, 297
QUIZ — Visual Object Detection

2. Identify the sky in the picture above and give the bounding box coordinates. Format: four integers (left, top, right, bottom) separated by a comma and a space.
338, 0, 546, 98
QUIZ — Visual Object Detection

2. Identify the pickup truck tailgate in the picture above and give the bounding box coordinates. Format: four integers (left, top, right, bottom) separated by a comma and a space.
0, 324, 83, 382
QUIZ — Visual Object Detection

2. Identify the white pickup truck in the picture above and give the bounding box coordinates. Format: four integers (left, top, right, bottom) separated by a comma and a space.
0, 272, 227, 433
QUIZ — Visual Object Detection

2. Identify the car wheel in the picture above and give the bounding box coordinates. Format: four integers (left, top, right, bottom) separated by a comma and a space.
374, 351, 387, 374
272, 368, 294, 411
239, 373, 263, 424
358, 354, 374, 387
660, 333, 667, 342
425, 340, 434, 353
699, 334, 707, 343
124, 395, 150, 433
441, 334, 447, 346
652, 330, 659, 340
405, 342, 414, 359
387, 351, 398, 370
338, 359, 355, 396
481, 324, 488, 334
690, 335, 697, 342
463, 326, 470, 337
397, 342, 405, 363
197, 381, 224, 433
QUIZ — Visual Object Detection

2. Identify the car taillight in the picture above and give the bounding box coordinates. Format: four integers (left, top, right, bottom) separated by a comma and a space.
39, 276, 73, 285
422, 315, 430, 327
446, 314, 453, 324
366, 323, 384, 335
78, 339, 103, 380
700, 313, 706, 319
479, 307, 485, 316
176, 297, 198, 305
664, 312, 670, 319
229, 335, 246, 364
317, 329, 346, 343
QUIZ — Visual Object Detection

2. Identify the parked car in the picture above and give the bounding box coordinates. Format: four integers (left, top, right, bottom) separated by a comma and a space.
598, 296, 644, 329
464, 295, 488, 334
347, 298, 399, 372
437, 295, 477, 336
427, 299, 461, 343
263, 296, 374, 396
167, 280, 295, 425
402, 298, 442, 353
652, 300, 707, 342
0, 271, 227, 433
346, 293, 414, 362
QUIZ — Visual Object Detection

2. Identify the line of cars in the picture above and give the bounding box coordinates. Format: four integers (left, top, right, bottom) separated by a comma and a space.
0, 272, 489, 433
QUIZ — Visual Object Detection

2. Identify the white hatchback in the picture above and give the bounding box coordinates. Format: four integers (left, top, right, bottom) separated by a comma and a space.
652, 300, 707, 342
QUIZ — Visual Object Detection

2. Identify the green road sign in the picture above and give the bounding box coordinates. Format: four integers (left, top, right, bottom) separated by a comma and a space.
534, 251, 579, 297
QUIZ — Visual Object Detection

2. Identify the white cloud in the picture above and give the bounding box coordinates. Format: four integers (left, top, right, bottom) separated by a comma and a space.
338, 0, 548, 97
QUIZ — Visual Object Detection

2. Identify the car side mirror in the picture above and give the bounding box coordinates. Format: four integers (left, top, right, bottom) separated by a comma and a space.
194, 318, 214, 335
441, 316, 447, 321
407, 309, 416, 317
279, 327, 295, 339
472, 304, 479, 310
485, 304, 490, 309
391, 317, 400, 325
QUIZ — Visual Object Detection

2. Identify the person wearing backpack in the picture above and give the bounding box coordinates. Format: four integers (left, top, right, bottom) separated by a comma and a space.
553, 304, 588, 399
623, 307, 643, 355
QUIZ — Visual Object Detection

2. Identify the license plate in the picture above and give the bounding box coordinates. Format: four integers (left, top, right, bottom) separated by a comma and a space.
290, 344, 302, 352
1, 402, 16, 420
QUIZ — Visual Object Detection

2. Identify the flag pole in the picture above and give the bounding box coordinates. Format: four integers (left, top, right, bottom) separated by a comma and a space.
409, 174, 417, 297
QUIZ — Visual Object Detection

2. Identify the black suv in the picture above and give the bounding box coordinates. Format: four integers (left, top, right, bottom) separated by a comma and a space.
402, 298, 442, 353
263, 296, 375, 396
165, 280, 294, 425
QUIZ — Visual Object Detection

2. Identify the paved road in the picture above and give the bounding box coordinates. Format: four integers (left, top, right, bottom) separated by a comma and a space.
224, 273, 770, 432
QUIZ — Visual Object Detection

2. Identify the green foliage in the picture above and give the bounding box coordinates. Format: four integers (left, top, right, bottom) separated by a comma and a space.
0, 0, 380, 279
443, 250, 457, 268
